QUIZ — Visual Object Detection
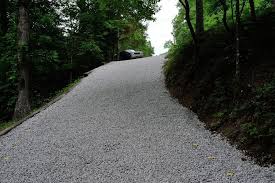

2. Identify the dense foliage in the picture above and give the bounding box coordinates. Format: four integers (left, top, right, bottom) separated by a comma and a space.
166, 0, 272, 63
0, 0, 159, 121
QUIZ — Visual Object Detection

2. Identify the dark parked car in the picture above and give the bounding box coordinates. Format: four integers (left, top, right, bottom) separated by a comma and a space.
119, 50, 144, 60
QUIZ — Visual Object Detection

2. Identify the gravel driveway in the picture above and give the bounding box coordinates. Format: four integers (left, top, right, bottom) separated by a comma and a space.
1, 55, 275, 183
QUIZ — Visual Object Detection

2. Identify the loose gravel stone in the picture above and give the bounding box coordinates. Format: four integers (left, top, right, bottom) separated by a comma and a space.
0, 55, 275, 183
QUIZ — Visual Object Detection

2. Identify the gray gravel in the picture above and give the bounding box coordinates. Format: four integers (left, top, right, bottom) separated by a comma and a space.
0, 55, 275, 183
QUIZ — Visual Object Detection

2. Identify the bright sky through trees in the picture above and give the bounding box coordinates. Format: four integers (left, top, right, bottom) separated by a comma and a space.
147, 0, 178, 55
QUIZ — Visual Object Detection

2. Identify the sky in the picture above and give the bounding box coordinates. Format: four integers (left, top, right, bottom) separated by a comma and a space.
147, 0, 179, 55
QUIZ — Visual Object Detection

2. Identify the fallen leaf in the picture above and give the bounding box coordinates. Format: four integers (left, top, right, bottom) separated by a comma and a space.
192, 143, 199, 148
3, 156, 10, 160
226, 170, 235, 176
207, 156, 216, 160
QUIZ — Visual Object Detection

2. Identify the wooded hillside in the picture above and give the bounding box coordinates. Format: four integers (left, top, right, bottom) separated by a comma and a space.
165, 0, 275, 165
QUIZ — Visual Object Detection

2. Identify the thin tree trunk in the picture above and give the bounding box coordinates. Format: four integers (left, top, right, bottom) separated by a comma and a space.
0, 0, 8, 35
248, 0, 256, 21
117, 28, 120, 61
219, 0, 231, 33
196, 0, 204, 35
179, 0, 199, 65
14, 0, 31, 120
70, 55, 73, 83
231, 0, 235, 24
240, 0, 246, 15
195, 0, 204, 63
112, 43, 115, 61
235, 0, 241, 87
179, 0, 197, 46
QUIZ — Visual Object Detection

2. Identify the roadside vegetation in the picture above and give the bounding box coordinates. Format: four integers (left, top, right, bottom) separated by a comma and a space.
0, 78, 80, 134
165, 0, 275, 165
0, 0, 159, 126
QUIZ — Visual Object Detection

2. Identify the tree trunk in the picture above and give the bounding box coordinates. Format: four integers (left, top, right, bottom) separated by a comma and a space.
235, 0, 241, 87
196, 0, 204, 35
240, 0, 246, 15
117, 28, 120, 61
70, 55, 73, 83
14, 0, 31, 120
179, 0, 199, 65
179, 0, 197, 46
248, 0, 256, 21
219, 0, 231, 33
273, 0, 275, 11
0, 0, 8, 35
231, 0, 235, 24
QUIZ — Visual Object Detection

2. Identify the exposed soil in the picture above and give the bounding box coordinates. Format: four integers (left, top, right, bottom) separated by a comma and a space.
165, 12, 275, 166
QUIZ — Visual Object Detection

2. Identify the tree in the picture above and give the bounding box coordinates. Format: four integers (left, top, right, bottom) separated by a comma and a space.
179, 0, 197, 46
219, 0, 231, 33
120, 23, 154, 56
248, 0, 256, 21
164, 40, 173, 49
72, 0, 158, 62
14, 0, 31, 119
0, 0, 8, 35
179, 0, 198, 63
196, 0, 204, 35
235, 0, 241, 88
230, 0, 235, 24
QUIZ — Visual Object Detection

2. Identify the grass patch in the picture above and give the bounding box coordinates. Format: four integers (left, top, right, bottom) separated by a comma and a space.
0, 121, 15, 132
